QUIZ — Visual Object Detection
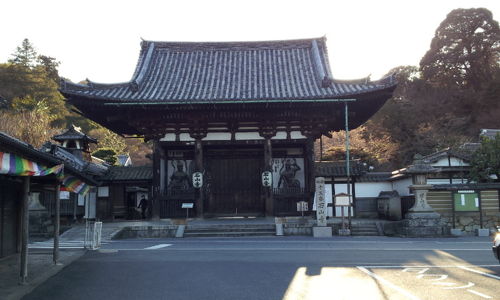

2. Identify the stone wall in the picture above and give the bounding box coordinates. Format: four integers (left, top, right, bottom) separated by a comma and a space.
113, 225, 178, 239
427, 189, 499, 234
440, 212, 500, 234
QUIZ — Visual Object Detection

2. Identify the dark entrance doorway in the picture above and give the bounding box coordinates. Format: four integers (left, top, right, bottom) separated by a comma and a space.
205, 157, 263, 216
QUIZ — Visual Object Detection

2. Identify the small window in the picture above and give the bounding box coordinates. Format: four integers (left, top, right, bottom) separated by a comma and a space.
454, 190, 479, 211
66, 140, 77, 149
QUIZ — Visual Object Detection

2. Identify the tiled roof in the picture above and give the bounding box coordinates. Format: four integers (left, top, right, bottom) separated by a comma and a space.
52, 126, 97, 143
60, 37, 396, 103
358, 172, 393, 182
100, 166, 152, 181
314, 161, 366, 177
422, 148, 473, 164
0, 132, 97, 185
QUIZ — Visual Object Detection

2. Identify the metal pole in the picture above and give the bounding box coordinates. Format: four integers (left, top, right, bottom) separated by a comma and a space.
20, 176, 30, 284
345, 102, 352, 229
320, 136, 323, 161
53, 184, 60, 264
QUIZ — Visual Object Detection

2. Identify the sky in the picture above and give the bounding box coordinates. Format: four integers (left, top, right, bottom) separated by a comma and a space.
1, 0, 499, 83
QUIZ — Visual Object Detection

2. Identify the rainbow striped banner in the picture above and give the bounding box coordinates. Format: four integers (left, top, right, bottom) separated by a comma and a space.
0, 152, 63, 176
0, 152, 90, 195
57, 173, 90, 195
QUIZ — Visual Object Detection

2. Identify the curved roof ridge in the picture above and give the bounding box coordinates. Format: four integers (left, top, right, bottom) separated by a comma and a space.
60, 79, 131, 90
60, 36, 397, 103
140, 36, 326, 50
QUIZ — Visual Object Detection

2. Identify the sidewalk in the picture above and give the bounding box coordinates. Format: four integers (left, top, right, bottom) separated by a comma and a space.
0, 220, 148, 300
0, 249, 85, 300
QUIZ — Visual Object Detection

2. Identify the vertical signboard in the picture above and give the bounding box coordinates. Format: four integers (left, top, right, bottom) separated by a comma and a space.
315, 177, 327, 226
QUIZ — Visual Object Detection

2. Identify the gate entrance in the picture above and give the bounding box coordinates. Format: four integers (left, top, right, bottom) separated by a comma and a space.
205, 157, 263, 216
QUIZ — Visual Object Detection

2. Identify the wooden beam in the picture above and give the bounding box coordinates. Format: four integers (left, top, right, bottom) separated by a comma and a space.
53, 183, 60, 264
20, 176, 29, 284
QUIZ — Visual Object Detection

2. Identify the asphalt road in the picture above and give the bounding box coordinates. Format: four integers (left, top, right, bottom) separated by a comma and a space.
23, 237, 499, 300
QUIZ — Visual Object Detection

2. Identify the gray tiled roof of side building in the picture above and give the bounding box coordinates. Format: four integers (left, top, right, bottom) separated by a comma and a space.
314, 161, 366, 177
60, 37, 396, 103
100, 166, 153, 181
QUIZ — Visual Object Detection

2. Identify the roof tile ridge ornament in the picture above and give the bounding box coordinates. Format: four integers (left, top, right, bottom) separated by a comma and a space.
129, 41, 155, 93
310, 40, 332, 88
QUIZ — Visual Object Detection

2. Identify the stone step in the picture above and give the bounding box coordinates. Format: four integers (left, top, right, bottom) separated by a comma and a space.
183, 224, 276, 238
185, 227, 274, 233
186, 224, 275, 229
183, 231, 276, 238
351, 231, 380, 236
351, 223, 380, 236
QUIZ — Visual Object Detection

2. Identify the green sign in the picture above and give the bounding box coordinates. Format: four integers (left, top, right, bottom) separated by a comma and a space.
454, 191, 479, 211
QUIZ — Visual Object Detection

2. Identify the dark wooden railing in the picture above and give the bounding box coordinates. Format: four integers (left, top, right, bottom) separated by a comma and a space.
272, 188, 312, 216
159, 189, 196, 218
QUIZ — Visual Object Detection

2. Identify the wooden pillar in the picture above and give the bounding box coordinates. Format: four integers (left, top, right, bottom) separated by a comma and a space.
305, 137, 316, 208
194, 138, 204, 217
20, 176, 30, 284
264, 137, 273, 216
151, 141, 161, 220
53, 183, 60, 264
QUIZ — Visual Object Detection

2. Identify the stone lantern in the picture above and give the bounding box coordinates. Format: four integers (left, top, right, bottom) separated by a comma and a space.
406, 154, 437, 213
398, 154, 449, 236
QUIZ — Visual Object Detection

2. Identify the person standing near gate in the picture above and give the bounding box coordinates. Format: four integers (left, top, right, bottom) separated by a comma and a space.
137, 195, 148, 219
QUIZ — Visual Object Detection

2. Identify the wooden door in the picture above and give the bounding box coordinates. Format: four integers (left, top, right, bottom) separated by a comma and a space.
205, 158, 263, 215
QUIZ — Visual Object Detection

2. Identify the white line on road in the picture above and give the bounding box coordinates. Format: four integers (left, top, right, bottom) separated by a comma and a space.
458, 266, 500, 280
356, 266, 421, 300
358, 265, 500, 268
467, 289, 493, 299
144, 244, 172, 250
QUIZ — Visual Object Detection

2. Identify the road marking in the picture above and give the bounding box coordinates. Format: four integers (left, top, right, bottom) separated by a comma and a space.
443, 281, 474, 290
144, 244, 172, 250
118, 247, 490, 251
458, 266, 500, 280
402, 267, 429, 274
467, 289, 492, 299
358, 265, 500, 268
416, 274, 448, 281
356, 266, 421, 300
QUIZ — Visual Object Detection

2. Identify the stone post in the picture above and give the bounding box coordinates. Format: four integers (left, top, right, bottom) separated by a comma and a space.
313, 177, 332, 237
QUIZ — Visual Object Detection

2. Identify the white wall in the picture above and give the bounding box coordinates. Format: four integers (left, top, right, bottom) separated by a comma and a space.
431, 157, 469, 167
355, 182, 392, 198
392, 178, 412, 196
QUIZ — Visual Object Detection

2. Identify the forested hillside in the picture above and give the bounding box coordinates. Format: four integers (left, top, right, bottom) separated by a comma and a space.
0, 8, 498, 169
0, 39, 152, 165
319, 8, 500, 170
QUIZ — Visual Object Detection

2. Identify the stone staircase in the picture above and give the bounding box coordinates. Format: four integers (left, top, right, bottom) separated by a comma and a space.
183, 224, 276, 238
350, 222, 380, 236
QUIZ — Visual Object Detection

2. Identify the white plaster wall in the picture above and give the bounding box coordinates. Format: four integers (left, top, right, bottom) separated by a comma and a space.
432, 157, 469, 167
235, 132, 264, 140
202, 132, 232, 141
179, 133, 195, 141
355, 182, 392, 198
392, 178, 412, 196
427, 178, 451, 185
160, 133, 176, 141
290, 131, 306, 139
271, 131, 288, 140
